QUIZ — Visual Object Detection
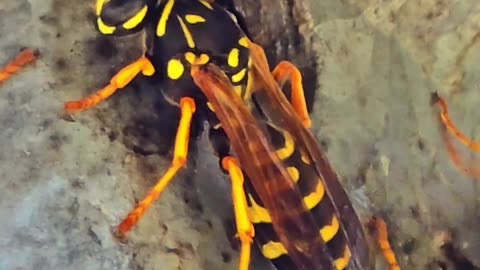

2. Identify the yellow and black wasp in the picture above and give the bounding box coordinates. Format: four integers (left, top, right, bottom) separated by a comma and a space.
1, 0, 401, 269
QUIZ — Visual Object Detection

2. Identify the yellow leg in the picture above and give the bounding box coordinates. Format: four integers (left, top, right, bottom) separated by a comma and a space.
64, 56, 155, 114
222, 156, 254, 270
0, 48, 38, 84
113, 97, 196, 239
367, 217, 401, 270
271, 61, 311, 128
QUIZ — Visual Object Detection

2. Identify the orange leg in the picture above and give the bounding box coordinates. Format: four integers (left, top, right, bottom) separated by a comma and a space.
113, 97, 196, 239
64, 56, 155, 114
367, 217, 400, 270
0, 48, 38, 84
222, 156, 255, 270
271, 61, 311, 128
432, 92, 480, 152
431, 92, 480, 178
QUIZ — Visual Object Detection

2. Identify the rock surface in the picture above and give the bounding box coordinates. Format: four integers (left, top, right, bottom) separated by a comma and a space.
1, 0, 479, 270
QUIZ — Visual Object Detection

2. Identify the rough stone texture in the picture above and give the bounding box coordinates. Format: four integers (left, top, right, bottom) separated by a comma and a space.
1, 1, 480, 270
309, 0, 480, 269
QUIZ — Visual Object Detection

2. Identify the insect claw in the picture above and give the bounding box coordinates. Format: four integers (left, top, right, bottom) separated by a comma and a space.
111, 226, 129, 243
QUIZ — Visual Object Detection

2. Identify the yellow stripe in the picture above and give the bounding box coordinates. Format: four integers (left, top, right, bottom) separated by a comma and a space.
248, 194, 271, 223
228, 48, 240, 67
300, 150, 311, 164
334, 247, 351, 270
185, 14, 206, 24
157, 0, 174, 37
239, 37, 249, 47
261, 241, 287, 259
177, 16, 195, 48
320, 215, 340, 243
275, 131, 295, 160
97, 18, 115, 34
199, 0, 213, 10
122, 6, 148, 30
287, 167, 299, 183
95, 0, 108, 16
303, 180, 325, 210
231, 68, 247, 83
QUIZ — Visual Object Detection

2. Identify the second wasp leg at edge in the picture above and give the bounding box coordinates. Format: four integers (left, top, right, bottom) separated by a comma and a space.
271, 61, 312, 128
113, 97, 196, 239
432, 92, 480, 152
222, 156, 255, 270
431, 92, 480, 178
0, 49, 38, 84
64, 56, 155, 114
367, 217, 401, 270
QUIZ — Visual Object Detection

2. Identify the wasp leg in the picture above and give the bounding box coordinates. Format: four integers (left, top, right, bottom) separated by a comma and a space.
431, 92, 480, 178
0, 49, 38, 85
64, 56, 154, 114
222, 156, 255, 270
113, 97, 196, 239
271, 61, 312, 128
432, 92, 480, 152
367, 217, 400, 270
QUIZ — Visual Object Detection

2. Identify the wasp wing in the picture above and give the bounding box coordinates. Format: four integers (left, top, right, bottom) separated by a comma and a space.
192, 64, 334, 270
246, 41, 372, 270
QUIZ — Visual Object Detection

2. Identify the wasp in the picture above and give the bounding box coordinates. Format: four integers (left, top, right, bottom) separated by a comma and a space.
0, 0, 400, 269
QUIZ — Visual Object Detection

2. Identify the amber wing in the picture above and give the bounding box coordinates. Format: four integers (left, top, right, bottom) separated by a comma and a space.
246, 42, 372, 269
193, 63, 340, 269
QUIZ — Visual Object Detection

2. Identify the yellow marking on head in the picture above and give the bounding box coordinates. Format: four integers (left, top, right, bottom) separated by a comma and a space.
177, 16, 195, 48
207, 102, 215, 112
185, 14, 206, 24
95, 0, 108, 16
213, 123, 222, 129
275, 131, 295, 160
286, 167, 300, 183
247, 194, 271, 223
228, 48, 240, 67
334, 247, 351, 270
320, 215, 340, 243
199, 0, 213, 10
303, 180, 325, 210
167, 59, 184, 80
239, 37, 249, 48
97, 18, 115, 34
261, 241, 288, 259
122, 5, 148, 29
232, 68, 247, 83
157, 0, 174, 37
